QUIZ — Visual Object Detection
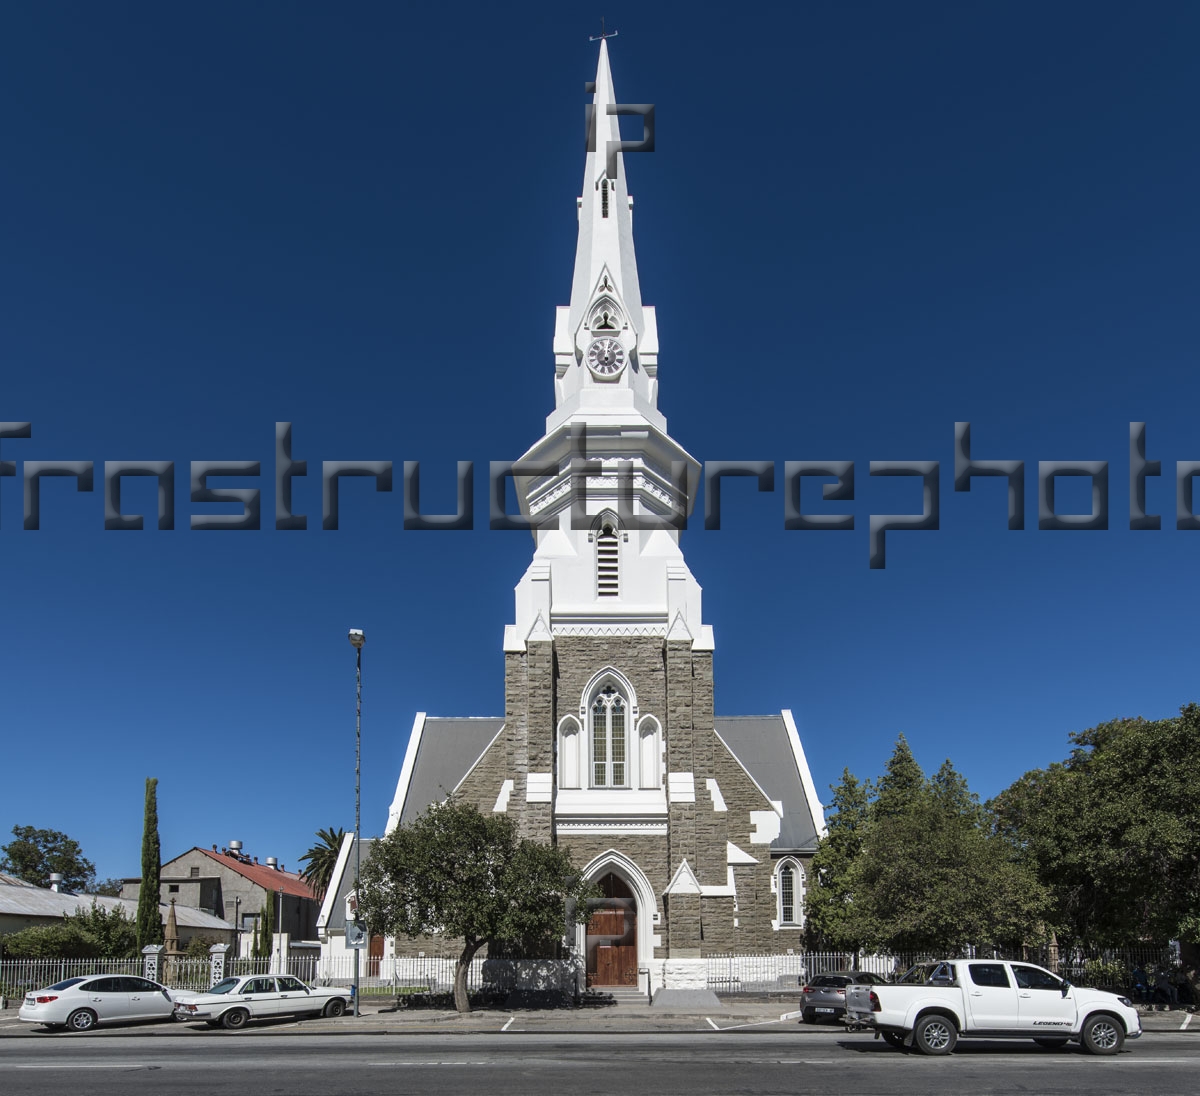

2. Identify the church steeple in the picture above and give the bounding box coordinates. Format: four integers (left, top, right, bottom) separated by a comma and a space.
551, 39, 660, 426
506, 38, 707, 657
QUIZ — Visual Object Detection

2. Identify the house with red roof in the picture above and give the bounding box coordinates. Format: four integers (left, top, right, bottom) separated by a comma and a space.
121, 844, 321, 956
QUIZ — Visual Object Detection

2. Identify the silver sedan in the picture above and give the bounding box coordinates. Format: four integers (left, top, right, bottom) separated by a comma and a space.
800, 970, 890, 1024
19, 975, 177, 1031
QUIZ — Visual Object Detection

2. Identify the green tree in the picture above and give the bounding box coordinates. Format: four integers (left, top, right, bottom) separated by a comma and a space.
185, 935, 217, 958
90, 878, 126, 897
298, 827, 346, 899
805, 768, 872, 952
805, 740, 1047, 956
0, 826, 95, 891
359, 799, 595, 1012
1, 921, 101, 959
254, 888, 275, 959
0, 902, 137, 959
990, 703, 1200, 993
850, 757, 1047, 953
67, 901, 139, 958
135, 778, 163, 950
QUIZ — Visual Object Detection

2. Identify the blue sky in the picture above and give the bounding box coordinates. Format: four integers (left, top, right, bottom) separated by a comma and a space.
1, 2, 1197, 885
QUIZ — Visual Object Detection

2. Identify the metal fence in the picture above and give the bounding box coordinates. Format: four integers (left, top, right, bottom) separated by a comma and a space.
313, 954, 487, 993
0, 954, 325, 1002
705, 945, 1184, 996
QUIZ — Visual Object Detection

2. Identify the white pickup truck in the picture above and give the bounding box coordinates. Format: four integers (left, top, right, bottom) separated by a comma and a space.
844, 959, 1142, 1055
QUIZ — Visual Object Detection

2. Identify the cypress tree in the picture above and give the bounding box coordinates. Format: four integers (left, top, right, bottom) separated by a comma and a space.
135, 778, 164, 950
254, 888, 274, 958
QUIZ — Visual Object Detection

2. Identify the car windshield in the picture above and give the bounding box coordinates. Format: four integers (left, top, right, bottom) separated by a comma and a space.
206, 978, 240, 995
46, 978, 88, 992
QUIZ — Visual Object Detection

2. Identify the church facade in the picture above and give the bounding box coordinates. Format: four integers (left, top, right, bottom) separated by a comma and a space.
322, 41, 826, 991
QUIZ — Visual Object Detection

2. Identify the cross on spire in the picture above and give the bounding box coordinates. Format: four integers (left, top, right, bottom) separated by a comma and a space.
589, 17, 617, 42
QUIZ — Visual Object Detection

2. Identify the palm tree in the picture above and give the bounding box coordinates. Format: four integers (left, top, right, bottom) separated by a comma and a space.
298, 827, 346, 899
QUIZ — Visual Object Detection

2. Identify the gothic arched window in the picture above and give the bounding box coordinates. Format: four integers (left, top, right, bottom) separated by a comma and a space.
776, 859, 806, 927
591, 684, 628, 787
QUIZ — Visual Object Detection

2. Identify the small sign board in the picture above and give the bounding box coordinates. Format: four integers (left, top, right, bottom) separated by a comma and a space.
345, 921, 367, 949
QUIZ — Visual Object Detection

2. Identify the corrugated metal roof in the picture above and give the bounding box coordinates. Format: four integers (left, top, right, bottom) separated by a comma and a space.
0, 881, 233, 930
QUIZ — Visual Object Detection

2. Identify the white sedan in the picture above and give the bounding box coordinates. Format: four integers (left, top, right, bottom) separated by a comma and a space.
173, 974, 349, 1029
19, 975, 177, 1031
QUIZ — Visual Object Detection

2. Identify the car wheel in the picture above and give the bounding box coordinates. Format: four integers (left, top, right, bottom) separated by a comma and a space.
912, 1013, 957, 1056
323, 998, 347, 1018
800, 1010, 816, 1025
1081, 1013, 1123, 1056
221, 1008, 250, 1031
1034, 1036, 1069, 1048
882, 1031, 905, 1049
66, 1009, 98, 1033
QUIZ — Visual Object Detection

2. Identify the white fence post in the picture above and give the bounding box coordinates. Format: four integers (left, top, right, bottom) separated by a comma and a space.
209, 943, 229, 987
142, 945, 164, 983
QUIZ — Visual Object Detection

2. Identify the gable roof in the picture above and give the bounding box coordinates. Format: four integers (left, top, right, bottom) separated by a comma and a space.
318, 835, 376, 935
390, 717, 506, 829
174, 848, 317, 901
714, 714, 824, 853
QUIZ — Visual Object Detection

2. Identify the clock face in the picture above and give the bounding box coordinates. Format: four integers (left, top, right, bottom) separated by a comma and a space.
587, 337, 626, 378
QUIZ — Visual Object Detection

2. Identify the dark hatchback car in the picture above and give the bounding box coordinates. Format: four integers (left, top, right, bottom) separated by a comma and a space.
799, 970, 890, 1024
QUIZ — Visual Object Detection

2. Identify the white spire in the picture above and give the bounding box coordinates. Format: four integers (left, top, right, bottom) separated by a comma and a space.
550, 38, 660, 423
568, 39, 644, 338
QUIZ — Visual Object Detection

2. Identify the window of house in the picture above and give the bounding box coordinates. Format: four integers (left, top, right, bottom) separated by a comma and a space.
591, 684, 627, 787
167, 884, 179, 893
189, 866, 200, 878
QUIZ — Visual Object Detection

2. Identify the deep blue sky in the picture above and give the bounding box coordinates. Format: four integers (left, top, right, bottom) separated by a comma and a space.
2, 3, 1197, 885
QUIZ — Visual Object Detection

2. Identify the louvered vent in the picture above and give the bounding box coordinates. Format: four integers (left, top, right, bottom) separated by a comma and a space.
597, 526, 619, 596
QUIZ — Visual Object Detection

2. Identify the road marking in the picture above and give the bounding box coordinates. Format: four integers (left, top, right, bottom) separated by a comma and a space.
705, 1017, 794, 1032
1182, 1013, 1193, 1031
501, 1017, 514, 1032
13, 1064, 148, 1071
780, 1009, 803, 1020
705, 1017, 719, 1030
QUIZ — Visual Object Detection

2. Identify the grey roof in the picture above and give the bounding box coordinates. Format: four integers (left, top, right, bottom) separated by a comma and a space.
715, 716, 821, 853
326, 837, 376, 933
0, 881, 234, 930
390, 714, 819, 854
399, 717, 505, 826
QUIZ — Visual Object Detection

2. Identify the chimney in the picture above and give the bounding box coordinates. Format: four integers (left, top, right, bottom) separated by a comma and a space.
266, 857, 278, 870
48, 873, 63, 892
229, 840, 243, 853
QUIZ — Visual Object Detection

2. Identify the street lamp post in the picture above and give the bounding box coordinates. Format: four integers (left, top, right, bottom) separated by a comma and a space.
347, 628, 365, 1017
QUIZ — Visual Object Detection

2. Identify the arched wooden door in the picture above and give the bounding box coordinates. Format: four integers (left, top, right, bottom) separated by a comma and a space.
586, 872, 638, 987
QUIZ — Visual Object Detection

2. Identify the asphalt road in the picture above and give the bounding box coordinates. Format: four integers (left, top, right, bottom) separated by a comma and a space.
3, 1032, 1199, 1096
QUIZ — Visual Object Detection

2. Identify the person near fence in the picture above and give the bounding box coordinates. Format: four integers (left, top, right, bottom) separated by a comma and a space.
1131, 965, 1150, 1003
1154, 968, 1178, 1006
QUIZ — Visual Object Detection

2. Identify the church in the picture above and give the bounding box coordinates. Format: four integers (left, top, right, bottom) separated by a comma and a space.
319, 40, 826, 992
